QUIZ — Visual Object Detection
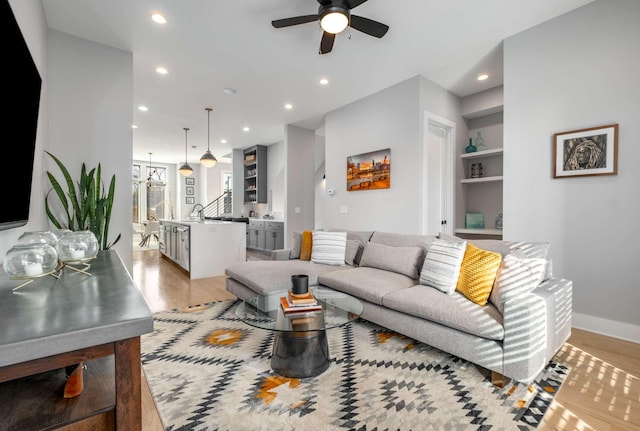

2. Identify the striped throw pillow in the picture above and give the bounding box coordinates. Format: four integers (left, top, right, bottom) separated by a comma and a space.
419, 239, 468, 294
311, 231, 347, 266
489, 253, 546, 313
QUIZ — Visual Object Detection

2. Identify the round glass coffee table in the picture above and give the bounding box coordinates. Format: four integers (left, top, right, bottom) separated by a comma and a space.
235, 287, 363, 378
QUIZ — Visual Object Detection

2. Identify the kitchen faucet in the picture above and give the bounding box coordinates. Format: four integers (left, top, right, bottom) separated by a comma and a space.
191, 203, 205, 221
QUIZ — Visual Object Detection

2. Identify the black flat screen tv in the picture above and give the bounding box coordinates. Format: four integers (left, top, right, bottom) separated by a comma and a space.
1, 0, 42, 231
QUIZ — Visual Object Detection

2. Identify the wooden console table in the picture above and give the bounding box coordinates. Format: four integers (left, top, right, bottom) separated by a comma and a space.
0, 250, 153, 430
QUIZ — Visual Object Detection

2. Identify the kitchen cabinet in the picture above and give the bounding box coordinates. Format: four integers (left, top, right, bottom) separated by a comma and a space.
244, 145, 267, 203
265, 221, 284, 251
160, 220, 246, 279
247, 219, 283, 252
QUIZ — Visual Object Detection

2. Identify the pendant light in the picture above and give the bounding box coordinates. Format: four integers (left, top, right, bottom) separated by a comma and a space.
200, 107, 218, 168
146, 152, 155, 187
178, 127, 193, 176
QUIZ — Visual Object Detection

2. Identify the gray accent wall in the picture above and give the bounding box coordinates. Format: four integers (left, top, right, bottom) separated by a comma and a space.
285, 125, 315, 247
503, 0, 640, 340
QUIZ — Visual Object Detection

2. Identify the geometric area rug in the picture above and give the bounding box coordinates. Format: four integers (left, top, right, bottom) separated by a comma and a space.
141, 300, 570, 431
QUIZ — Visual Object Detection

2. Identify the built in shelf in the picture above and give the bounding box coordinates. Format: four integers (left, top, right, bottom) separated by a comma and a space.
460, 175, 503, 184
454, 228, 503, 236
460, 148, 503, 159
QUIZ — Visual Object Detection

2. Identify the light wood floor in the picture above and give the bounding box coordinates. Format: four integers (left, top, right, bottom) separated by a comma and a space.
132, 249, 640, 431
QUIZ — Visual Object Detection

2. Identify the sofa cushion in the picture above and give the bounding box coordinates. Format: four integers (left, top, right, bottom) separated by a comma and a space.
318, 267, 416, 306
329, 229, 374, 265
225, 260, 349, 296
344, 240, 360, 266
382, 285, 504, 341
419, 239, 467, 294
489, 253, 546, 313
359, 242, 425, 279
456, 243, 502, 306
300, 231, 313, 260
311, 231, 347, 266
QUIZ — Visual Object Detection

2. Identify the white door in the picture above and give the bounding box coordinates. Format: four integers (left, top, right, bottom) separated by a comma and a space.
422, 112, 454, 235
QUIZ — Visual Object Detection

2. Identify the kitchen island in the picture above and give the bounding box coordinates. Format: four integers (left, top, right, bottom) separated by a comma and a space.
159, 219, 246, 279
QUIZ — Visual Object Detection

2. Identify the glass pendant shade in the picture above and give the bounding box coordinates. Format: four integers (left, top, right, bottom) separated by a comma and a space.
320, 10, 349, 34
200, 107, 218, 168
56, 230, 99, 262
18, 231, 58, 247
3, 243, 59, 278
179, 127, 193, 176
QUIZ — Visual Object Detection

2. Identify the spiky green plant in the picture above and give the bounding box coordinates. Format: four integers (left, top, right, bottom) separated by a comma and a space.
44, 151, 121, 250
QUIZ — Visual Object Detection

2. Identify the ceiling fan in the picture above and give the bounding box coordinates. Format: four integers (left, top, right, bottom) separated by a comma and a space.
272, 0, 389, 54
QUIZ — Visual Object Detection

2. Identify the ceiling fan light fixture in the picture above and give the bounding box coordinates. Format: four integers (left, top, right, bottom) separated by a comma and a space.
320, 9, 348, 34
200, 108, 218, 168
179, 127, 194, 176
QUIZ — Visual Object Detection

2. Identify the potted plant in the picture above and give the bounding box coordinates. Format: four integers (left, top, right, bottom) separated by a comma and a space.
44, 151, 121, 250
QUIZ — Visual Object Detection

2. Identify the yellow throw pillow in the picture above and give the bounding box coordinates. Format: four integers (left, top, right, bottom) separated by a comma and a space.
456, 243, 502, 305
300, 230, 313, 261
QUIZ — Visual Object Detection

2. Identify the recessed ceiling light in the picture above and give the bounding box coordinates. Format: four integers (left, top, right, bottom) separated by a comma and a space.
220, 139, 227, 144
284, 103, 293, 110
243, 126, 250, 132
151, 13, 167, 24
156, 67, 168, 74
477, 74, 489, 81
131, 124, 138, 129
138, 105, 148, 112
320, 78, 329, 85
223, 87, 237, 95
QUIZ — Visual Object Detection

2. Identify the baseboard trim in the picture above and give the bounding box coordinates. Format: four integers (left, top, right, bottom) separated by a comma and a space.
572, 312, 640, 344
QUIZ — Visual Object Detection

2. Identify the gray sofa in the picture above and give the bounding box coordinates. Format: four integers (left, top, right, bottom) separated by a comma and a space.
225, 230, 572, 385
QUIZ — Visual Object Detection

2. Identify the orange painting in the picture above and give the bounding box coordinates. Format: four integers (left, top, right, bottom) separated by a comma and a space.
346, 148, 390, 191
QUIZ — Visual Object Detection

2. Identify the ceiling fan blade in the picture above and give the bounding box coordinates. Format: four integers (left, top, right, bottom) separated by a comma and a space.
349, 15, 389, 38
345, 0, 368, 9
319, 31, 335, 54
272, 14, 318, 28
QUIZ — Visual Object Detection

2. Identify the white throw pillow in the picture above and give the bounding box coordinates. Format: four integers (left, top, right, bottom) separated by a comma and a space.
311, 231, 347, 266
489, 253, 546, 314
419, 239, 467, 294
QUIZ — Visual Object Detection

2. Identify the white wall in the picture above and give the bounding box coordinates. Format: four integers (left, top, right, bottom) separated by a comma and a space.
322, 76, 463, 234
504, 0, 640, 341
47, 30, 133, 272
0, 0, 49, 257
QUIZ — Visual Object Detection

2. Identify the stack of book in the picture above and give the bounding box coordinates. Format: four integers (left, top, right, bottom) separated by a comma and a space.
280, 291, 322, 313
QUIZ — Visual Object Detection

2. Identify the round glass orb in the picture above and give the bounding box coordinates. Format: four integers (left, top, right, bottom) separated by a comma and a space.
51, 229, 72, 241
56, 231, 99, 262
18, 231, 58, 247
3, 243, 59, 279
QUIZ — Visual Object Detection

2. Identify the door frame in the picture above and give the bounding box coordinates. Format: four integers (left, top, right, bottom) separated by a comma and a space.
422, 111, 455, 235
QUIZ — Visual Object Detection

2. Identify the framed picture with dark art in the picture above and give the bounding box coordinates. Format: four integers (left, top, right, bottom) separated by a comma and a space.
346, 148, 390, 191
186, 177, 195, 185
186, 197, 195, 205
186, 186, 194, 196
553, 124, 618, 178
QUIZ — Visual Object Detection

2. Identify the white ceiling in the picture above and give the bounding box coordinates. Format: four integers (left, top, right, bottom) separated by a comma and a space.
41, 0, 594, 165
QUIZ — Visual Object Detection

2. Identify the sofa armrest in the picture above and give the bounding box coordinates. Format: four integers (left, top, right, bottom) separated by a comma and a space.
501, 277, 572, 383
270, 249, 292, 260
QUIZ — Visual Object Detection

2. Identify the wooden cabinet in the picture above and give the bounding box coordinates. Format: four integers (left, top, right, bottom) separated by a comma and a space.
244, 145, 267, 203
456, 107, 504, 239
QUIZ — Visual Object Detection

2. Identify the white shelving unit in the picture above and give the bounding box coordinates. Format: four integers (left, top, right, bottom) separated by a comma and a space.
457, 104, 504, 239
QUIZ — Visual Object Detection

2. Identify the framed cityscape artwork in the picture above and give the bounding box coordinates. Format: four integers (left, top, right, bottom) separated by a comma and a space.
346, 148, 390, 191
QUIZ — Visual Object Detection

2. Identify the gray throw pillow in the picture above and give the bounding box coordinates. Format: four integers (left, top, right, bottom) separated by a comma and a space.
359, 242, 424, 279
290, 231, 302, 259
